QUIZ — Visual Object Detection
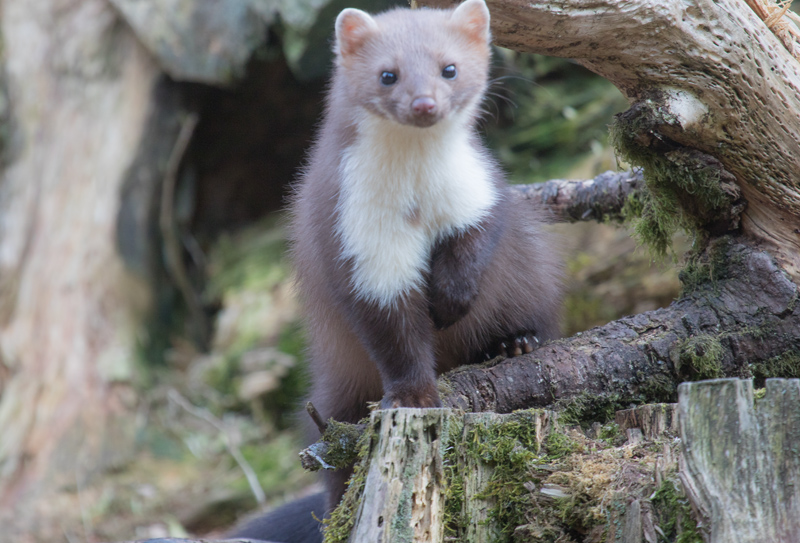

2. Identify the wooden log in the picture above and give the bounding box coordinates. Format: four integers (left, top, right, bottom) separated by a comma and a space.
616, 403, 679, 440
349, 408, 450, 542
510, 168, 644, 223
678, 378, 800, 543
321, 408, 558, 542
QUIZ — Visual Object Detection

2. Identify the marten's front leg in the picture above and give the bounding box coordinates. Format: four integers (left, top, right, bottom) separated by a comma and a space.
428, 211, 505, 330
341, 289, 441, 409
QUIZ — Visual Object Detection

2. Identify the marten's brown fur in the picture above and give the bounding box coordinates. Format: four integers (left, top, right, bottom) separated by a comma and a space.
230, 1, 563, 540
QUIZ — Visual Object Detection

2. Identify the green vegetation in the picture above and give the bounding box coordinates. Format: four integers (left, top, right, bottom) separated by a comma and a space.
322, 425, 374, 543
320, 419, 366, 470
484, 51, 629, 183
199, 217, 310, 425
610, 101, 738, 257
469, 412, 546, 540
750, 349, 800, 382
556, 391, 628, 428
675, 334, 725, 380
651, 479, 704, 543
678, 236, 739, 296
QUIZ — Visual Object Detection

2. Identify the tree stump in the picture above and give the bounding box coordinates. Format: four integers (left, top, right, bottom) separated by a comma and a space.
678, 378, 800, 543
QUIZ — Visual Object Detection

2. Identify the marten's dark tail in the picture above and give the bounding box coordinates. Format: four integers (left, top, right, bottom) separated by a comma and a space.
227, 492, 325, 543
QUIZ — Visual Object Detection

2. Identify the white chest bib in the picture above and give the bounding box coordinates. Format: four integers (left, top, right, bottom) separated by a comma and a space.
335, 113, 497, 307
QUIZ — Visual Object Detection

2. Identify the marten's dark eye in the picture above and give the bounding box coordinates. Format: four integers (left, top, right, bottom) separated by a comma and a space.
380, 71, 398, 85
442, 64, 457, 79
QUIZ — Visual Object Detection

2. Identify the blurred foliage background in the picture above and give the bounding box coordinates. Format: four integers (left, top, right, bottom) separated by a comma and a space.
82, 1, 689, 540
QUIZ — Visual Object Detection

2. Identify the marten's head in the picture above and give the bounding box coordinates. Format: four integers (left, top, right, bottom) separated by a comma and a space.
334, 0, 491, 128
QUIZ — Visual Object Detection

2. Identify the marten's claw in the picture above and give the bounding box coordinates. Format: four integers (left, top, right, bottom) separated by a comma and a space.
488, 331, 539, 360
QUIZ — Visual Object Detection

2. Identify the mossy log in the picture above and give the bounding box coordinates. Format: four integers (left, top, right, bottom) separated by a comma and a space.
438, 236, 799, 415
133, 381, 799, 541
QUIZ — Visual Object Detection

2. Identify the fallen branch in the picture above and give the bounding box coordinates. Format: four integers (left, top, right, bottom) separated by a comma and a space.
510, 168, 643, 223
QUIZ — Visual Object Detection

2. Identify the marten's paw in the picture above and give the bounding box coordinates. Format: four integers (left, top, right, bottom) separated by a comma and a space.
483, 332, 539, 360
427, 244, 481, 330
428, 288, 475, 330
381, 383, 442, 409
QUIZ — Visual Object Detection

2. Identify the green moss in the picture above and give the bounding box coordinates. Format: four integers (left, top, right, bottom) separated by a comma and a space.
323, 422, 374, 543
554, 492, 597, 536
321, 419, 365, 470
750, 349, 800, 381
639, 373, 679, 403
679, 237, 738, 296
651, 479, 703, 543
555, 392, 626, 428
442, 418, 466, 538
675, 334, 724, 380
597, 422, 622, 445
460, 411, 544, 541
543, 431, 580, 458
610, 102, 738, 257
442, 469, 466, 538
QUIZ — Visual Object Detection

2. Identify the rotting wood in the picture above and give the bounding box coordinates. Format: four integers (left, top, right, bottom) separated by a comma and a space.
349, 408, 450, 543
678, 378, 800, 543
616, 403, 678, 440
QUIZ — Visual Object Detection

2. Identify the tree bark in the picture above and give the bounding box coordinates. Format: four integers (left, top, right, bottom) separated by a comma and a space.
0, 0, 176, 537
440, 236, 799, 414
678, 378, 800, 543
510, 168, 643, 223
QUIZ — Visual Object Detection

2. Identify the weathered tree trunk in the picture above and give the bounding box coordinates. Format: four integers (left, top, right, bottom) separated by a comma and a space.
0, 0, 166, 536
678, 378, 800, 543
0, 0, 293, 537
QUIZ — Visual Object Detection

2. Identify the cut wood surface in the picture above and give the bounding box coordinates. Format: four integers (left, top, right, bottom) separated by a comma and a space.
678, 378, 800, 543
349, 409, 449, 543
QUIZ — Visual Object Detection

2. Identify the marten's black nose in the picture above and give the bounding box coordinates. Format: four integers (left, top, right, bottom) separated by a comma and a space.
411, 96, 436, 117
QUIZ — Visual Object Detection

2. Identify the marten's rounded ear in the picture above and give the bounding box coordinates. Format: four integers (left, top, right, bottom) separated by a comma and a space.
335, 8, 378, 59
451, 0, 491, 44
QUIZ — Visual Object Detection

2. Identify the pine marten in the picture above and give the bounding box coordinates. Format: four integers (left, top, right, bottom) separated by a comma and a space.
229, 1, 563, 540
